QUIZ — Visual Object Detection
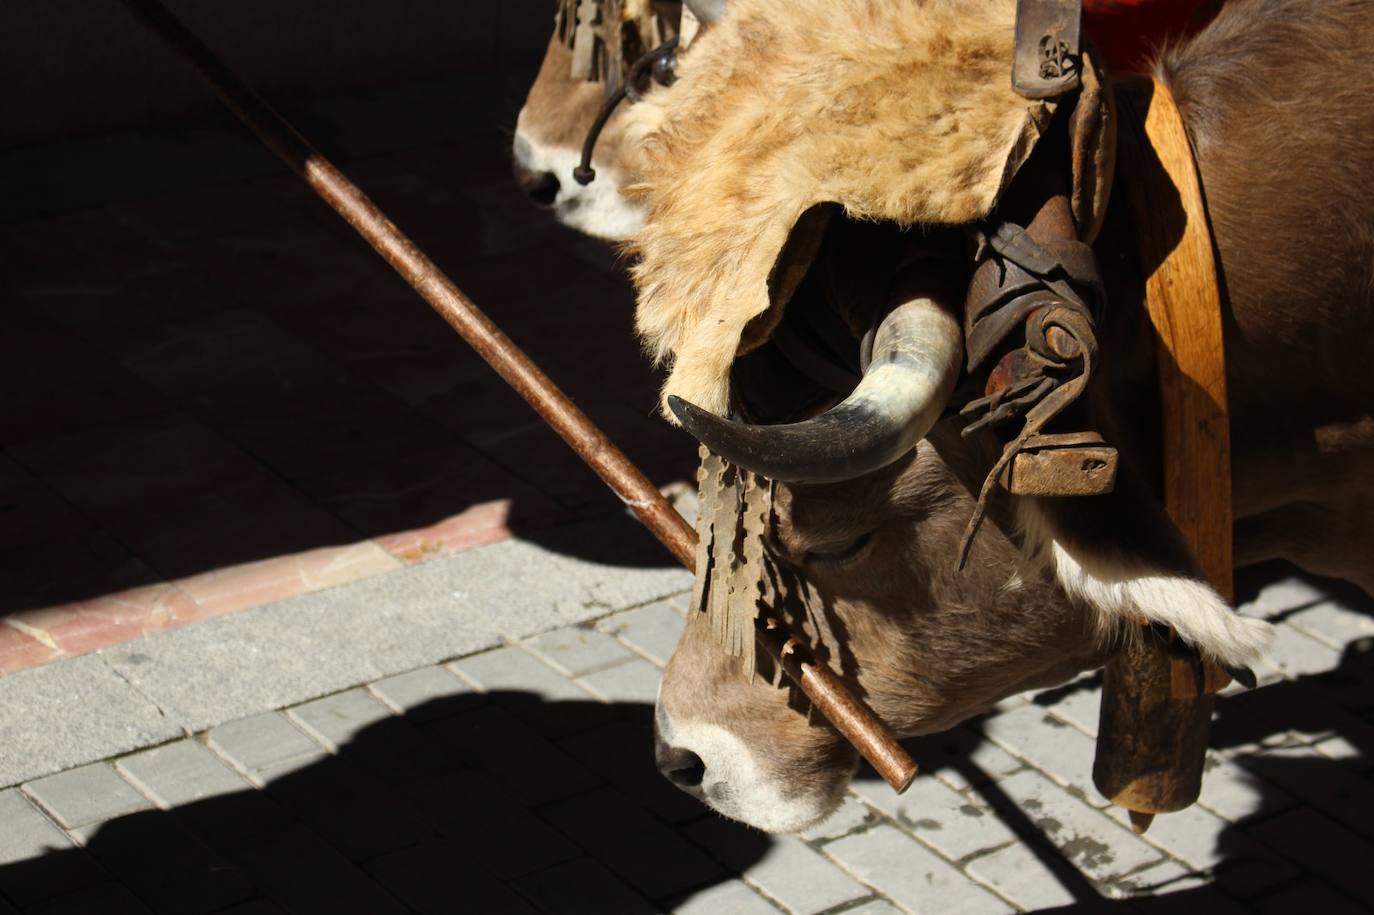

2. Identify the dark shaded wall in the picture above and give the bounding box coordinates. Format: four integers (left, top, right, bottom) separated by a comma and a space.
3, 0, 552, 146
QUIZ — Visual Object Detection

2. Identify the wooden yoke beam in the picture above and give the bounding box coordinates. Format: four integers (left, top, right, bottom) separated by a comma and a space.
1094, 76, 1236, 833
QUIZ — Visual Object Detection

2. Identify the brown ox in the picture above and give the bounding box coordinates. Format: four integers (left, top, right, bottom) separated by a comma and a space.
629, 0, 1374, 829
512, 0, 698, 238
612, 0, 1374, 834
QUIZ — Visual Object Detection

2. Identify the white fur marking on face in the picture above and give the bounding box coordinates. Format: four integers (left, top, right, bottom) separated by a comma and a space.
1047, 538, 1272, 668
656, 704, 841, 834
512, 127, 646, 240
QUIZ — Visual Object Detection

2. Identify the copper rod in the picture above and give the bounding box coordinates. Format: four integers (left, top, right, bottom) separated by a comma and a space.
117, 0, 916, 793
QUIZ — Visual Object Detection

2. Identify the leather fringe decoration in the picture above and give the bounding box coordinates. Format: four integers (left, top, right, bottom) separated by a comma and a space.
692, 447, 766, 677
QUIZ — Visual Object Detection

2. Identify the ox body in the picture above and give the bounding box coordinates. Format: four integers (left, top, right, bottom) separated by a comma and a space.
517, 0, 1374, 833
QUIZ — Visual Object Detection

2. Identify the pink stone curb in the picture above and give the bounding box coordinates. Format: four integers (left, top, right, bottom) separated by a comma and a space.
0, 499, 520, 676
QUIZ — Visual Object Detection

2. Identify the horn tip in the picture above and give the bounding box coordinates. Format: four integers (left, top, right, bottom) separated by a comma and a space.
667, 394, 706, 427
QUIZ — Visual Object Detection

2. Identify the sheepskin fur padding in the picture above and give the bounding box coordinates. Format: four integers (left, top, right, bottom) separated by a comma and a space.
626, 0, 1057, 418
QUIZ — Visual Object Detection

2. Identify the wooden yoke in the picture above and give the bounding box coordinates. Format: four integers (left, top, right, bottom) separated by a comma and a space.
1093, 76, 1234, 833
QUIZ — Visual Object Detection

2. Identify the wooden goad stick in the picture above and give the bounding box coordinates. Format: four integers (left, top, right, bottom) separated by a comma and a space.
116, 0, 917, 794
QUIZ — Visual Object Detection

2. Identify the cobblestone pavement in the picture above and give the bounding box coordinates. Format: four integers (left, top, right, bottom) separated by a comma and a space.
2, 38, 1372, 915
1, 525, 1370, 914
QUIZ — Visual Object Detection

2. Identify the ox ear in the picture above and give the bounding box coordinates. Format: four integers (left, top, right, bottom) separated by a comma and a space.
737, 204, 836, 356
1066, 45, 1116, 244
1021, 471, 1271, 669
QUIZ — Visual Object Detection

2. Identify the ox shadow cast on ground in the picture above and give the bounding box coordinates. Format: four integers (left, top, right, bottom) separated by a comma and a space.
0, 692, 768, 914
4, 639, 1371, 912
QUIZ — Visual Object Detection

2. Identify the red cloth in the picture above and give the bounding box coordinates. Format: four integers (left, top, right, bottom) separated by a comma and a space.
1083, 0, 1223, 73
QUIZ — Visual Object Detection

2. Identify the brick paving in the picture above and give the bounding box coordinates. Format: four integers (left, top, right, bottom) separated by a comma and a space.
0, 559, 1370, 914
0, 66, 695, 674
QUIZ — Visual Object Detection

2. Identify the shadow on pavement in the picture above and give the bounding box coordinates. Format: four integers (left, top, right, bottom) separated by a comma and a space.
0, 693, 767, 915
902, 634, 1372, 913
5, 572, 1372, 913
0, 81, 696, 617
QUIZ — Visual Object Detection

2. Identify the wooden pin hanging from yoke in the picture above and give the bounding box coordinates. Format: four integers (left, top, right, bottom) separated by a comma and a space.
570, 0, 603, 81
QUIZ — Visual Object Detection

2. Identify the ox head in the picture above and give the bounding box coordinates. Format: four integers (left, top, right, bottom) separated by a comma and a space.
514, 1, 726, 239
626, 0, 1273, 832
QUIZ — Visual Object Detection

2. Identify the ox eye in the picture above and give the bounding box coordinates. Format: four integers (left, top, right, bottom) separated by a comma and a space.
802, 531, 874, 565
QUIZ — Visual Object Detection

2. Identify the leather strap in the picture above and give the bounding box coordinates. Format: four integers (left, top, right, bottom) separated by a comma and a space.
1117, 77, 1234, 694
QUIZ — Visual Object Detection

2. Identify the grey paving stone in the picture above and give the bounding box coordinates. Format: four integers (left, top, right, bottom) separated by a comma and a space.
443, 514, 693, 639
1104, 800, 1294, 893
1032, 673, 1102, 737
426, 703, 601, 806
668, 486, 700, 530
799, 795, 873, 842
451, 645, 597, 704
962, 841, 1079, 910
116, 739, 251, 807
525, 627, 635, 676
24, 882, 153, 915
1314, 732, 1363, 764
1273, 686, 1374, 751
367, 664, 481, 718
1256, 878, 1371, 915
512, 856, 657, 915
1235, 743, 1374, 840
989, 770, 1162, 880
1105, 859, 1253, 914
0, 788, 76, 860
1196, 753, 1295, 823
1105, 859, 1207, 899
540, 787, 724, 899
824, 824, 1012, 915
981, 704, 1107, 807
0, 655, 182, 787
206, 712, 324, 783
577, 658, 663, 705
832, 901, 902, 915
1243, 574, 1329, 618
214, 901, 290, 915
1248, 806, 1374, 906
69, 804, 255, 915
853, 773, 1016, 862
1250, 622, 1344, 685
287, 688, 395, 752
554, 717, 706, 825
895, 723, 1023, 792
23, 763, 152, 829
1285, 598, 1374, 649
0, 789, 103, 906
98, 556, 511, 731
367, 841, 541, 915
599, 599, 688, 666
670, 879, 782, 915
685, 819, 868, 915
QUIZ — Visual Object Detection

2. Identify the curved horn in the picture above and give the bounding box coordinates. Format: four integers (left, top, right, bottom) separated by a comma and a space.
684, 0, 728, 25
669, 295, 963, 483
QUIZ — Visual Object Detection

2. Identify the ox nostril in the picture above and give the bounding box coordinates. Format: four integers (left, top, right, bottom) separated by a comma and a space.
513, 164, 560, 209
526, 171, 560, 207
656, 744, 706, 789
